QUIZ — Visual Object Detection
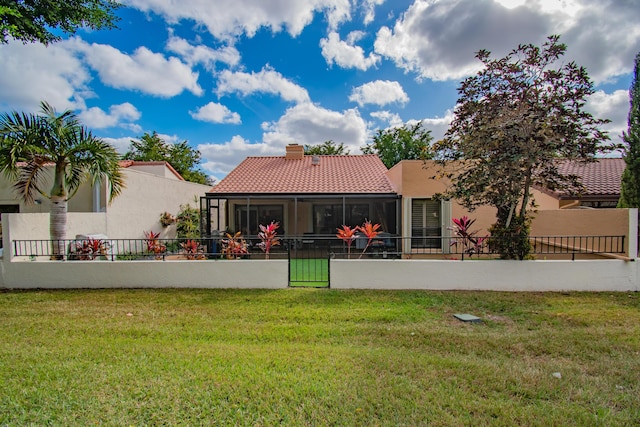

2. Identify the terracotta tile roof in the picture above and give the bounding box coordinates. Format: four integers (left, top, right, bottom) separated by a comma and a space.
545, 158, 625, 198
209, 155, 396, 195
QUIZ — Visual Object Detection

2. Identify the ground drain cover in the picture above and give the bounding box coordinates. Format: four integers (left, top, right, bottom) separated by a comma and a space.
453, 313, 482, 323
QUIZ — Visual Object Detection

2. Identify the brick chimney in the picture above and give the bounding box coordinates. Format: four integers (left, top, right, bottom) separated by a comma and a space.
285, 143, 304, 160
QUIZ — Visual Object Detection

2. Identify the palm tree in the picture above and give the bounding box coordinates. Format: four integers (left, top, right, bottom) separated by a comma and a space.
0, 101, 124, 258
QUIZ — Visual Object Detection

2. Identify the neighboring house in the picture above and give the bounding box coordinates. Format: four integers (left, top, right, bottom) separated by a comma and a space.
386, 158, 626, 236
0, 160, 211, 240
203, 144, 400, 239
386, 158, 628, 255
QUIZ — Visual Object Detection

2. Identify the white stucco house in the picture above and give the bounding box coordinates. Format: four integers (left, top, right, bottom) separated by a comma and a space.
0, 161, 212, 241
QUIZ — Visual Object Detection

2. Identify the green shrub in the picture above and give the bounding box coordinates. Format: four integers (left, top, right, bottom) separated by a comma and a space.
488, 215, 532, 260
176, 204, 200, 239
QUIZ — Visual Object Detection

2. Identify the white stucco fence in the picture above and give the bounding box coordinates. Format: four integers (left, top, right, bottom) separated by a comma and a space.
330, 259, 639, 292
1, 212, 638, 291
0, 259, 288, 289
1, 257, 637, 291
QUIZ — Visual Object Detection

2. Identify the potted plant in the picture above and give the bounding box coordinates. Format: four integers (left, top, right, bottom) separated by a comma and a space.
159, 212, 175, 228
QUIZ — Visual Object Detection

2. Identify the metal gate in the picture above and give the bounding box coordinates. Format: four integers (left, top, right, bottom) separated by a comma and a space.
288, 240, 330, 288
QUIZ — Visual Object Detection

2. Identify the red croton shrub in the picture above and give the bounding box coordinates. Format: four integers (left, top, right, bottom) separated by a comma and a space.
180, 239, 206, 260
337, 220, 382, 259
257, 221, 281, 259
221, 231, 249, 260
336, 225, 357, 259
448, 216, 485, 258
144, 230, 166, 259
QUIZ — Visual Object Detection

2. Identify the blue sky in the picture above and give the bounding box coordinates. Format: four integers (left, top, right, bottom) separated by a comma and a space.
1, 0, 638, 181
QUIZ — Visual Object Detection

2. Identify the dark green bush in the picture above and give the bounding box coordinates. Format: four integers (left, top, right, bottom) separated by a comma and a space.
488, 215, 532, 260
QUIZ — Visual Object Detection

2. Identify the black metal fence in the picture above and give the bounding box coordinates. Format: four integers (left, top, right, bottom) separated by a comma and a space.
11, 234, 627, 261
282, 234, 627, 260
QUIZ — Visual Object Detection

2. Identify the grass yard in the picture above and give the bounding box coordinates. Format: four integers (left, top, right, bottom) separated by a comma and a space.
0, 289, 639, 426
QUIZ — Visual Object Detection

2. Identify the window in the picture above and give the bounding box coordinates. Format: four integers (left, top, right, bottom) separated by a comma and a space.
234, 205, 284, 236
411, 199, 441, 248
312, 204, 369, 234
580, 200, 618, 208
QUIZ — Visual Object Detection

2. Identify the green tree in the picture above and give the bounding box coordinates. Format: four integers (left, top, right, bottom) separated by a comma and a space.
619, 52, 640, 208
362, 122, 433, 168
304, 140, 350, 155
123, 131, 211, 185
0, 101, 124, 257
1, 0, 121, 45
437, 35, 610, 259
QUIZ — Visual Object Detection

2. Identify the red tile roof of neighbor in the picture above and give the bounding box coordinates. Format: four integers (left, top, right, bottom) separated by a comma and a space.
13, 160, 186, 181
546, 158, 625, 198
119, 160, 184, 181
209, 155, 396, 195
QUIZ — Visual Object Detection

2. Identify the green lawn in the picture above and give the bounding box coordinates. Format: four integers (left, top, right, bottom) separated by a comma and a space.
289, 258, 329, 287
1, 289, 639, 426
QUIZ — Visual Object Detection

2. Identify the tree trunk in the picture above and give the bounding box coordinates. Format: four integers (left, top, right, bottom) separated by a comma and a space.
50, 196, 67, 260
519, 166, 533, 218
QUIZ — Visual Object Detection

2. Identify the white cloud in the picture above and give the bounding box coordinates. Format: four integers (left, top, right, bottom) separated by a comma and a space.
79, 103, 142, 129
585, 89, 630, 143
320, 31, 380, 71
370, 110, 404, 127
368, 111, 454, 144
102, 136, 135, 154
165, 35, 240, 70
420, 110, 455, 143
69, 38, 202, 97
123, 123, 144, 134
346, 30, 365, 45
374, 0, 549, 81
199, 135, 278, 178
125, 0, 352, 39
361, 0, 385, 25
349, 80, 409, 107
216, 66, 310, 103
156, 133, 181, 145
374, 0, 639, 83
190, 102, 241, 124
561, 1, 640, 84
262, 102, 368, 153
200, 102, 452, 178
0, 40, 90, 112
